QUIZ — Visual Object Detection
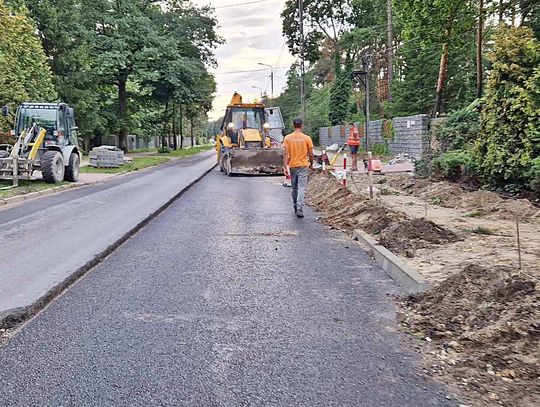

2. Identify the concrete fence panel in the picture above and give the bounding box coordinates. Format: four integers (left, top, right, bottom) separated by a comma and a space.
318, 113, 430, 159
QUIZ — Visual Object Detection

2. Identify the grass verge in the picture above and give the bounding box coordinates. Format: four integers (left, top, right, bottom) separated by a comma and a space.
159, 145, 213, 158
80, 156, 170, 174
0, 180, 68, 199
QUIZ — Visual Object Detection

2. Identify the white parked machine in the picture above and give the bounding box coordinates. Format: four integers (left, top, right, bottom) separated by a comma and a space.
0, 103, 81, 185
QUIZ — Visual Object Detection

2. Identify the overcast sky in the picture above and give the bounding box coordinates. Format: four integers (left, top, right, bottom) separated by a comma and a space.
191, 0, 295, 120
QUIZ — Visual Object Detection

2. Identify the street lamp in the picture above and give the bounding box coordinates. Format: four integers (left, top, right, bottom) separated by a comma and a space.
258, 63, 274, 100
252, 86, 263, 99
352, 62, 371, 151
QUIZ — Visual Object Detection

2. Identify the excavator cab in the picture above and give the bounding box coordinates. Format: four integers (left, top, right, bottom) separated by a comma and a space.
0, 103, 81, 184
216, 93, 283, 176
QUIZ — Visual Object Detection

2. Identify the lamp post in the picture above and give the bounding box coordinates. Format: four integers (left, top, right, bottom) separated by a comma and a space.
352, 69, 370, 151
258, 63, 274, 100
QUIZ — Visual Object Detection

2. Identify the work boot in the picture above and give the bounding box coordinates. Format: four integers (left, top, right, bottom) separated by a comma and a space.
293, 205, 297, 214
296, 209, 304, 218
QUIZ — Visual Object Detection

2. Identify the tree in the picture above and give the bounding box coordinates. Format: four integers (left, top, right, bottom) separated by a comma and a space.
390, 0, 477, 116
475, 26, 540, 188
0, 0, 56, 132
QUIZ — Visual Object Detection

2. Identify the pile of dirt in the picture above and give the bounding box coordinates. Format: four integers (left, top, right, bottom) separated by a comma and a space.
307, 172, 404, 233
379, 218, 459, 255
402, 264, 540, 406
388, 176, 540, 219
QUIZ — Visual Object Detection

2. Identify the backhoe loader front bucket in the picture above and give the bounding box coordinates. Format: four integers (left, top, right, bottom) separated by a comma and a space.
226, 148, 283, 175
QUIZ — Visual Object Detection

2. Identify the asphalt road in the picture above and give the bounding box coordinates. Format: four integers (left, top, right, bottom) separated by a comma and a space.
0, 151, 215, 319
0, 169, 456, 406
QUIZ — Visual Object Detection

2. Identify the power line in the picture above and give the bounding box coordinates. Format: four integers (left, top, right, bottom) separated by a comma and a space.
214, 0, 276, 9
213, 66, 290, 75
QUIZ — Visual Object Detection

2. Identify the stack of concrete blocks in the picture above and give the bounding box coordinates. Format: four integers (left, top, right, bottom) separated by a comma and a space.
318, 114, 431, 160
89, 146, 124, 168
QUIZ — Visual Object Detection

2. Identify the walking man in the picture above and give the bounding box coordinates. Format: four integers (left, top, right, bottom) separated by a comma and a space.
348, 122, 361, 171
283, 118, 314, 218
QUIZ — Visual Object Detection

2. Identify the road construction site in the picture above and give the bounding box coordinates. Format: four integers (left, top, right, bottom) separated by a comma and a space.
0, 154, 457, 406
308, 164, 540, 407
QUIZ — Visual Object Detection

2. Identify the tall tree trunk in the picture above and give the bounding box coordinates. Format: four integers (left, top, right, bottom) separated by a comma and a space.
118, 75, 128, 152
179, 105, 184, 149
499, 0, 504, 24
477, 0, 484, 99
190, 117, 194, 148
172, 99, 178, 150
387, 0, 394, 102
162, 100, 169, 148
434, 41, 449, 116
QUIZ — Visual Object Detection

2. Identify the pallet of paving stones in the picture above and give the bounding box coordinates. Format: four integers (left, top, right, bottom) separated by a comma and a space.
89, 146, 124, 168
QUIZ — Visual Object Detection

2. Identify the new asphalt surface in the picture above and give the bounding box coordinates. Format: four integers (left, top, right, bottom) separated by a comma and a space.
0, 151, 215, 321
0, 169, 456, 406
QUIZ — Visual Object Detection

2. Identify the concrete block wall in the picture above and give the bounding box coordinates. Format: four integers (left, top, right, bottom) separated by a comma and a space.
318, 114, 430, 159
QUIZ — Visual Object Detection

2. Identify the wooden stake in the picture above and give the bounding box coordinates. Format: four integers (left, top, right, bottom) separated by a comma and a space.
516, 215, 522, 272
368, 151, 374, 199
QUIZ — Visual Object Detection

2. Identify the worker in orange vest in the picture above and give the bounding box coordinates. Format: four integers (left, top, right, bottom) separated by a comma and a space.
347, 122, 361, 171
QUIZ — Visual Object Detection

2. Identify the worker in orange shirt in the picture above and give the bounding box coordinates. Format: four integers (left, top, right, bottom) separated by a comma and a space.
348, 122, 361, 171
283, 118, 314, 218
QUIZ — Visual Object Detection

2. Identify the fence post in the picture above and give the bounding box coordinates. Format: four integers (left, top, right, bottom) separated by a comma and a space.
342, 153, 347, 187
368, 151, 374, 199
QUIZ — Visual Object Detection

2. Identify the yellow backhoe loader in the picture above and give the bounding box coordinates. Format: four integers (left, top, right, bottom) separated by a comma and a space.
216, 93, 284, 176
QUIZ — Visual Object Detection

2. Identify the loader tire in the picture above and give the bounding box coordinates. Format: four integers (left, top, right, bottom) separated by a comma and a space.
41, 150, 65, 183
64, 152, 80, 182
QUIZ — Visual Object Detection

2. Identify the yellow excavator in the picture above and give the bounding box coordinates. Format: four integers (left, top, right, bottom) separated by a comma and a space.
216, 93, 284, 175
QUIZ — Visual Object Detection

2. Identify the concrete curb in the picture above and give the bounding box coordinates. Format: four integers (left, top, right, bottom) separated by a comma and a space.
353, 229, 430, 294
0, 164, 217, 330
0, 183, 90, 207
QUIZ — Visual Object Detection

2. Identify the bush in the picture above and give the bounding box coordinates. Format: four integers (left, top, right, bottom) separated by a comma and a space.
158, 147, 171, 154
434, 104, 480, 152
474, 26, 540, 189
527, 157, 540, 193
431, 150, 474, 181
371, 142, 389, 156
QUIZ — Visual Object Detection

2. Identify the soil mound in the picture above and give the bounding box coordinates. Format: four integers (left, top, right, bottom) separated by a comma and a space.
402, 265, 540, 406
379, 218, 459, 255
389, 176, 540, 219
307, 172, 404, 232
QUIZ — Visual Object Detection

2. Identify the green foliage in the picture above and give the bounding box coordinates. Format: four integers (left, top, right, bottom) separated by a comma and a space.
0, 0, 56, 132
431, 150, 474, 181
434, 104, 480, 151
474, 26, 540, 188
389, 0, 477, 116
382, 120, 394, 140
464, 209, 487, 218
158, 147, 171, 154
371, 142, 389, 156
526, 157, 540, 192
18, 0, 219, 151
470, 226, 494, 235
329, 54, 354, 125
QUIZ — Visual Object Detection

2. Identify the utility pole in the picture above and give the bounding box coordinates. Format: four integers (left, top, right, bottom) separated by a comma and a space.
386, 0, 394, 102
298, 0, 306, 122
363, 54, 371, 151
477, 0, 484, 98
257, 63, 274, 100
